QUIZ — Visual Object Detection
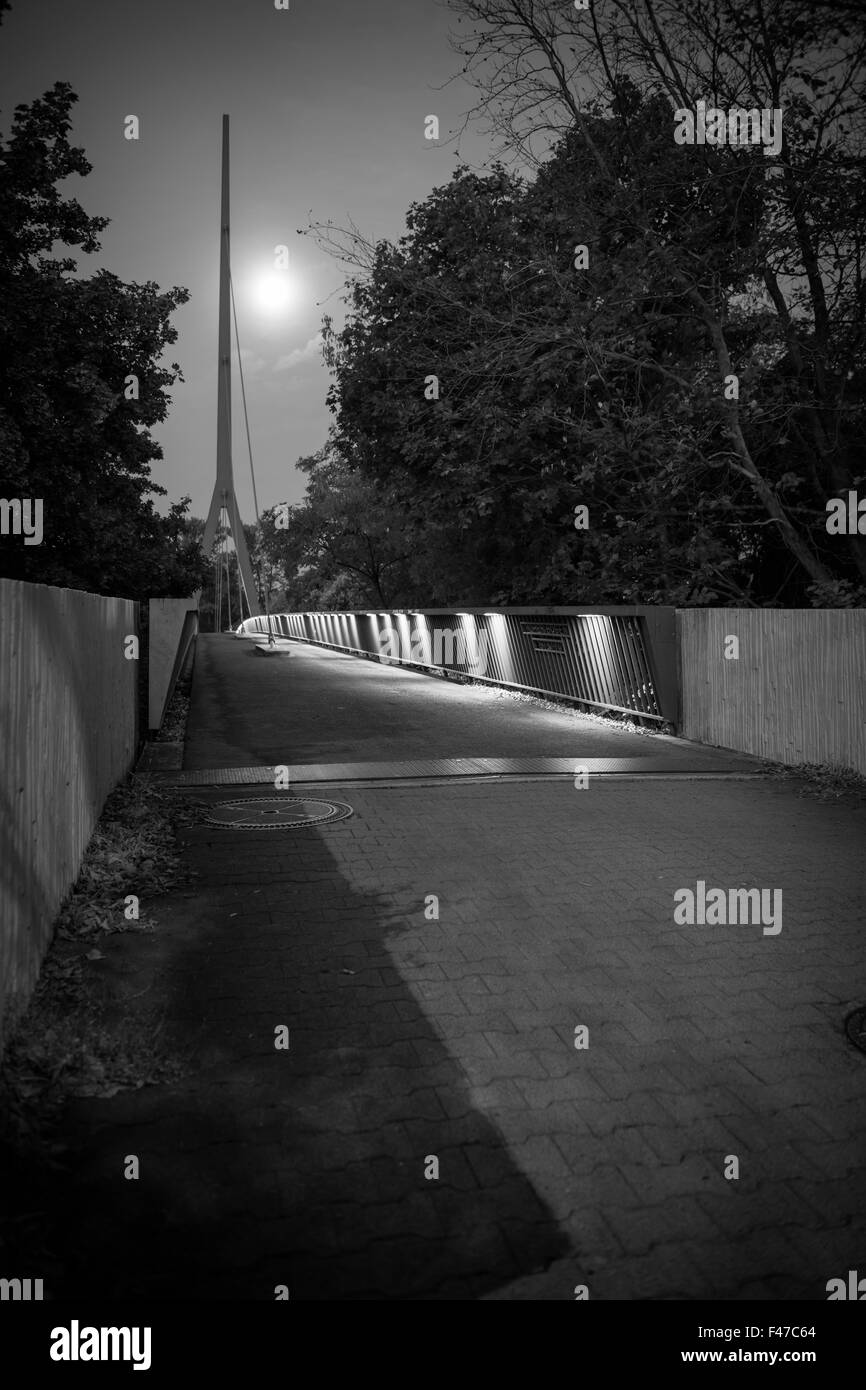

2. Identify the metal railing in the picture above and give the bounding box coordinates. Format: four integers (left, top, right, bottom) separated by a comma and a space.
239, 607, 679, 727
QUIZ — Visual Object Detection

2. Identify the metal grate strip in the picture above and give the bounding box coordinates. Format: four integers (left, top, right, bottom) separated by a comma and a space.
154, 751, 763, 786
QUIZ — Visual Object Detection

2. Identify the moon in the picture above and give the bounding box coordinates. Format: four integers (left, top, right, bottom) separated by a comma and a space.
249, 267, 300, 319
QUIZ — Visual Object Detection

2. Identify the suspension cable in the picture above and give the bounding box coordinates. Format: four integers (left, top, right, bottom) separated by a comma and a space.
219, 502, 228, 630
214, 517, 222, 633
229, 488, 246, 624
229, 268, 275, 644
225, 523, 233, 630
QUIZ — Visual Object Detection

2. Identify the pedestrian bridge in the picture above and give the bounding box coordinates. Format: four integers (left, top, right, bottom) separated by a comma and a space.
238, 606, 679, 728
161, 620, 764, 789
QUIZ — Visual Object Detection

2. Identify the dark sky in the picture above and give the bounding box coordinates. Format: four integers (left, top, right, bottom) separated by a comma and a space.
0, 0, 490, 522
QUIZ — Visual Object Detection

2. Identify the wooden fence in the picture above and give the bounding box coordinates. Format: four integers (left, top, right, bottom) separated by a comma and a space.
678, 608, 866, 773
0, 580, 139, 1047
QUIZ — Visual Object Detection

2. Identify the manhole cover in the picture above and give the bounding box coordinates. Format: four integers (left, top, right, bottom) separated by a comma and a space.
844, 1007, 866, 1054
202, 797, 353, 829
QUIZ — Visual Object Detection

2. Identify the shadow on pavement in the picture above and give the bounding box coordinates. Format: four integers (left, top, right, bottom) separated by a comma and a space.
1, 794, 569, 1300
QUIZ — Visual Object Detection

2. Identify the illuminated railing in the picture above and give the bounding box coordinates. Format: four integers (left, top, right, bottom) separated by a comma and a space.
238, 607, 679, 727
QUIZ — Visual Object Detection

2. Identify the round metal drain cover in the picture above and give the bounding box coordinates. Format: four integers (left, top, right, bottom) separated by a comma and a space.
844, 1007, 866, 1054
203, 797, 353, 829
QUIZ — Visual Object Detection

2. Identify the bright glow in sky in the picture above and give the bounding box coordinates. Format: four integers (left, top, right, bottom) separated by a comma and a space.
247, 267, 303, 321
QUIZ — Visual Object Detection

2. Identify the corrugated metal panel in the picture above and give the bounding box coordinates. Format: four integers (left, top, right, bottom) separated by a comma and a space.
0, 579, 139, 1044
678, 609, 866, 773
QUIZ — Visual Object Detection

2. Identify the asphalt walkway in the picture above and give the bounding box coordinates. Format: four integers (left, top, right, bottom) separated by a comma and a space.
182, 634, 759, 775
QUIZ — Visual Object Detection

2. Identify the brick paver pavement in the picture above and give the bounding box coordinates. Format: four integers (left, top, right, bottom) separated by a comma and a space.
40, 766, 865, 1300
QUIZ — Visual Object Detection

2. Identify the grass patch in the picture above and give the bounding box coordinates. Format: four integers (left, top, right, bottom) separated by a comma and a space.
153, 668, 191, 744
2, 981, 185, 1129
55, 774, 198, 942
0, 774, 198, 1155
764, 760, 866, 806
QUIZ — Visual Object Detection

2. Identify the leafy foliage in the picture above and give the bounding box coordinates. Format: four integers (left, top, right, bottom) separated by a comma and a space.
285, 0, 865, 607
260, 442, 421, 608
0, 83, 207, 598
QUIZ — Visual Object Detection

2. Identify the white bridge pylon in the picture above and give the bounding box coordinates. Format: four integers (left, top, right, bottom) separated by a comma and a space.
201, 114, 261, 619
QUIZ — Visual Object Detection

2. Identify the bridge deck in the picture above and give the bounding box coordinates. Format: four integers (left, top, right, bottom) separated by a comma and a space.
178, 634, 761, 779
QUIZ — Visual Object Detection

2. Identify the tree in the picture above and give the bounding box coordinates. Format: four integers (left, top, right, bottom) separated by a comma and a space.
295, 2, 864, 606
0, 82, 207, 598
259, 441, 419, 609
310, 142, 775, 604
442, 0, 866, 603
